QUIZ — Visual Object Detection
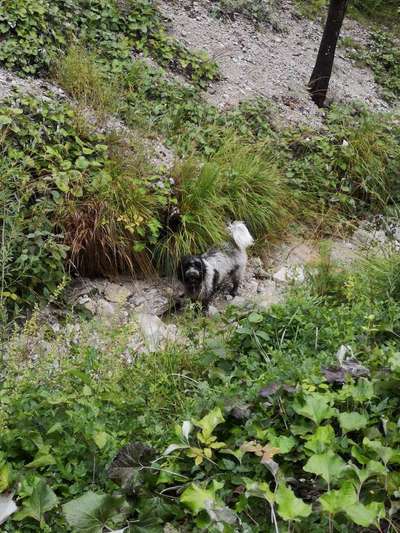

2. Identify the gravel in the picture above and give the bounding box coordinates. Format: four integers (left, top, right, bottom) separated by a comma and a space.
158, 0, 389, 127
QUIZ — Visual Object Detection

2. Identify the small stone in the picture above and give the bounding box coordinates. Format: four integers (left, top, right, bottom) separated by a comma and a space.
273, 266, 305, 284
96, 299, 117, 319
104, 283, 132, 304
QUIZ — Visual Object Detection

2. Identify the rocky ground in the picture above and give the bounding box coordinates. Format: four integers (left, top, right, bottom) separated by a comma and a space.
1, 0, 398, 358
38, 218, 395, 356
158, 0, 389, 127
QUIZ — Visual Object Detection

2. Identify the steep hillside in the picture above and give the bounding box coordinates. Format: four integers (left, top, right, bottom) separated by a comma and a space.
1, 1, 400, 531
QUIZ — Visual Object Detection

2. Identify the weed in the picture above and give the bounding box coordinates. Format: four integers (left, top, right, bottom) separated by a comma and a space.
354, 31, 400, 102
2, 255, 400, 530
155, 136, 293, 273
52, 46, 120, 119
0, 0, 219, 86
211, 0, 272, 25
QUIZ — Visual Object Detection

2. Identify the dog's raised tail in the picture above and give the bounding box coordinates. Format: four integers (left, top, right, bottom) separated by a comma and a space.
228, 221, 254, 250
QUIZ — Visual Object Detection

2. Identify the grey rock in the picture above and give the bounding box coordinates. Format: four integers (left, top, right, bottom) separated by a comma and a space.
104, 283, 133, 304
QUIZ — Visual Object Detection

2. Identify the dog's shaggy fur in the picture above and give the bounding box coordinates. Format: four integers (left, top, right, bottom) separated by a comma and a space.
177, 222, 254, 311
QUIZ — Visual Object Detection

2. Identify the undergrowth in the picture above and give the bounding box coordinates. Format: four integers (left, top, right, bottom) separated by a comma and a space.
353, 31, 400, 102
1, 253, 400, 530
0, 0, 219, 86
295, 0, 399, 28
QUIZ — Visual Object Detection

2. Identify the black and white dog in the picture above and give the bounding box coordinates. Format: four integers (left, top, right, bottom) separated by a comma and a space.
177, 221, 254, 312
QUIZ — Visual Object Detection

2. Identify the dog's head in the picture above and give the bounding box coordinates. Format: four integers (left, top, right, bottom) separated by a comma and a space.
177, 255, 206, 295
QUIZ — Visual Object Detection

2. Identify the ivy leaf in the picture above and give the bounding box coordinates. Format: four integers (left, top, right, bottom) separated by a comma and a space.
319, 481, 357, 514
303, 451, 347, 485
63, 492, 126, 533
194, 408, 225, 441
180, 481, 223, 515
293, 394, 336, 425
0, 493, 18, 525
267, 433, 296, 454
346, 501, 385, 527
14, 480, 58, 527
338, 412, 368, 433
275, 484, 312, 521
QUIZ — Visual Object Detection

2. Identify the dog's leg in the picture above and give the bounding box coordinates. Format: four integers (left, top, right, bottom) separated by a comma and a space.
229, 266, 240, 297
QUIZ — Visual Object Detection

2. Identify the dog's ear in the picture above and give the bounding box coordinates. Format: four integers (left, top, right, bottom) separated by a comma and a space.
198, 258, 207, 280
176, 256, 187, 282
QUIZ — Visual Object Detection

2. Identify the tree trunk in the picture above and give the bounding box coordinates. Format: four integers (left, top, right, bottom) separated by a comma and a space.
309, 0, 349, 107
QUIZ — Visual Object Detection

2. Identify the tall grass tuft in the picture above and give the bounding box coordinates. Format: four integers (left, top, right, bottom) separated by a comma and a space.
61, 135, 166, 277
356, 252, 400, 303
52, 45, 120, 119
155, 136, 294, 273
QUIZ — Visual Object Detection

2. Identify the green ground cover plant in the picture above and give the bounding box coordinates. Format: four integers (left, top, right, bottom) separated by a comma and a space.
0, 0, 219, 86
1, 252, 400, 531
353, 31, 400, 103
210, 0, 273, 25
296, 0, 399, 28
0, 93, 168, 316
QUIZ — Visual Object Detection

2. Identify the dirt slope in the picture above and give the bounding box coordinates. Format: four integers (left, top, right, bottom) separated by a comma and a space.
158, 0, 389, 126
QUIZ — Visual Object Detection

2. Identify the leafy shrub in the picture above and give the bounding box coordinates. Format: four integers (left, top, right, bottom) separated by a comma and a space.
0, 0, 218, 86
283, 104, 400, 222
155, 136, 293, 272
354, 31, 400, 102
0, 161, 69, 317
0, 94, 167, 310
2, 256, 400, 530
211, 0, 272, 25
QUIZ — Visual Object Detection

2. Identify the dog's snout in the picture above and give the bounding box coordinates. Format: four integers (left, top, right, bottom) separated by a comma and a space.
185, 267, 200, 279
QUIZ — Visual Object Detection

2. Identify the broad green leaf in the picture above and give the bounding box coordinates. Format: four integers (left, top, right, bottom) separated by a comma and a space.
303, 451, 347, 485
180, 481, 223, 515
194, 408, 225, 441
63, 492, 125, 533
338, 412, 368, 433
164, 443, 189, 456
352, 379, 374, 402
346, 501, 384, 527
351, 445, 369, 465
0, 115, 12, 126
247, 312, 263, 324
26, 453, 56, 469
293, 394, 336, 425
363, 438, 394, 465
0, 464, 11, 492
266, 433, 296, 454
389, 352, 400, 372
304, 425, 335, 454
75, 156, 90, 170
47, 423, 63, 434
93, 431, 109, 450
319, 481, 357, 514
244, 479, 274, 503
352, 460, 386, 484
275, 484, 312, 521
0, 493, 17, 525
14, 480, 58, 527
